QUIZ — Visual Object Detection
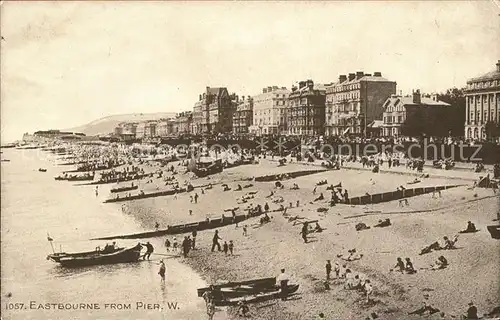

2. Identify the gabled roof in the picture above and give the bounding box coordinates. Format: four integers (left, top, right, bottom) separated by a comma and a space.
207, 87, 227, 95
368, 120, 384, 128
384, 95, 450, 109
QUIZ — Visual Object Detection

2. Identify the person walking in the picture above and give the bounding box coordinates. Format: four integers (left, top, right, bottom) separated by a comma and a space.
211, 230, 222, 252
158, 260, 166, 282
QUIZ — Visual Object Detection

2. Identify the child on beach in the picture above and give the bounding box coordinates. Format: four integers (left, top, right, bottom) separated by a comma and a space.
158, 260, 166, 282
334, 262, 340, 278
172, 237, 178, 253
228, 240, 234, 255
243, 225, 248, 236
223, 241, 229, 255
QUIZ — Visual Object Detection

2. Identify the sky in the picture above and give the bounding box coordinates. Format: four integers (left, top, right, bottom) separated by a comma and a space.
1, 1, 499, 142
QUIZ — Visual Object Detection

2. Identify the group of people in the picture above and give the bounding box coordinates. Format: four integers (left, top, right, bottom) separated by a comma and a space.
325, 259, 374, 303
211, 230, 235, 256
165, 231, 197, 257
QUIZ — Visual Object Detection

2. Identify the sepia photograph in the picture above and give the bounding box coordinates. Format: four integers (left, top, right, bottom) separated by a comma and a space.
1, 1, 499, 319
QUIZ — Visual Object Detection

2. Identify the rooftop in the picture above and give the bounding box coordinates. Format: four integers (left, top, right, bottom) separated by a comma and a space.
385, 95, 450, 107
467, 60, 500, 83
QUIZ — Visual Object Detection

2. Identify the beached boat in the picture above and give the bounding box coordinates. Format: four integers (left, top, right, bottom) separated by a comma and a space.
54, 175, 94, 181
193, 158, 223, 177
1, 159, 10, 162
487, 225, 500, 239
63, 162, 124, 173
79, 173, 148, 186
110, 185, 139, 193
47, 244, 142, 267
218, 284, 299, 306
104, 187, 187, 203
197, 277, 276, 297
39, 168, 47, 172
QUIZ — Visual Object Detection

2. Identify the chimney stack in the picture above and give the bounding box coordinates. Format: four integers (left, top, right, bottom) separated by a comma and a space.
374, 72, 382, 77
199, 94, 202, 101
263, 88, 267, 93
365, 73, 372, 77
339, 75, 347, 83
412, 89, 421, 104
267, 86, 273, 92
298, 81, 306, 89
497, 60, 500, 72
348, 73, 355, 81
356, 71, 364, 80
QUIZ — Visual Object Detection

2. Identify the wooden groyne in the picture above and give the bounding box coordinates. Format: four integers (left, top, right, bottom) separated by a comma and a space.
254, 169, 327, 182
345, 184, 464, 205
90, 213, 261, 240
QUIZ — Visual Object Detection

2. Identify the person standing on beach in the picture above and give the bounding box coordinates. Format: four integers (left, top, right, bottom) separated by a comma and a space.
158, 260, 166, 282
95, 186, 99, 197
277, 269, 289, 301
206, 300, 215, 320
194, 193, 199, 203
301, 223, 308, 243
192, 230, 197, 250
228, 240, 234, 255
182, 236, 190, 258
223, 241, 229, 255
211, 230, 222, 252
326, 260, 332, 280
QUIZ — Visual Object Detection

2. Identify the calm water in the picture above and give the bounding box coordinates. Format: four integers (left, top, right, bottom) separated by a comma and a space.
1, 149, 208, 320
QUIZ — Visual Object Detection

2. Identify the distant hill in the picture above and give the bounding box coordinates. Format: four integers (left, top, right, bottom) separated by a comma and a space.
65, 112, 176, 136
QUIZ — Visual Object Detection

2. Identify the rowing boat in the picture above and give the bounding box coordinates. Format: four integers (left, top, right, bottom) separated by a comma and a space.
206, 283, 299, 306
197, 277, 276, 297
54, 175, 94, 181
47, 245, 142, 268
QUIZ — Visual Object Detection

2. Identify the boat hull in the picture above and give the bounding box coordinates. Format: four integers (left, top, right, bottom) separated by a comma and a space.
197, 277, 276, 297
47, 246, 142, 268
487, 225, 500, 239
215, 284, 299, 306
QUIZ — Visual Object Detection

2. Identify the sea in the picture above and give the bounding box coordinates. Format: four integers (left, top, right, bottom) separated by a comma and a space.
0, 148, 209, 320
